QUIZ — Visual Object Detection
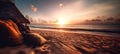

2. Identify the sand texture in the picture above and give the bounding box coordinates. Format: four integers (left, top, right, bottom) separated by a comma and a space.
0, 30, 119, 54
31, 30, 120, 54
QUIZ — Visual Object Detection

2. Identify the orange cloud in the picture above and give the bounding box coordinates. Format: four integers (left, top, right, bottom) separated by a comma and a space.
31, 5, 37, 12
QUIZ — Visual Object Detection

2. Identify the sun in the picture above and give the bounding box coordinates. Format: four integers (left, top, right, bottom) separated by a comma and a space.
57, 18, 67, 25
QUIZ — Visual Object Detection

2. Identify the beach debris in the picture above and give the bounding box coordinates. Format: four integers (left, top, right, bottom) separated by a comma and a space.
34, 44, 51, 54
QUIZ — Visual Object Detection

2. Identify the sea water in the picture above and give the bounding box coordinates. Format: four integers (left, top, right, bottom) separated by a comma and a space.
29, 24, 120, 37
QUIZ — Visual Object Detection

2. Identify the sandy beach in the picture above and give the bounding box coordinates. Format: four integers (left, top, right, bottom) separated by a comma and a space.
0, 29, 119, 54
31, 29, 120, 54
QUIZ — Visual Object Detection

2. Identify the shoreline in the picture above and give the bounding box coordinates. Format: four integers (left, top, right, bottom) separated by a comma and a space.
31, 29, 120, 39
30, 28, 120, 37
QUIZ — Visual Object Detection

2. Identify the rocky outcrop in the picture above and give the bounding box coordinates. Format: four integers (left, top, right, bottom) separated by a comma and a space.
0, 0, 30, 23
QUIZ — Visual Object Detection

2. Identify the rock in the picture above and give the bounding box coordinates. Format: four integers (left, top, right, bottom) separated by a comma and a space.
0, 0, 30, 23
0, 20, 23, 47
23, 33, 47, 48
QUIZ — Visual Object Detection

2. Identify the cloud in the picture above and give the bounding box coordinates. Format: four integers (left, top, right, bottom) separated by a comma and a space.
31, 5, 37, 12
53, 0, 118, 20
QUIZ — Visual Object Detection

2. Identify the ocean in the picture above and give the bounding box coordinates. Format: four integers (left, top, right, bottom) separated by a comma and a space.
29, 24, 120, 37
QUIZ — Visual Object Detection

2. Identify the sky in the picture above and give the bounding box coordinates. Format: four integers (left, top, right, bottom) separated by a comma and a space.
15, 0, 120, 23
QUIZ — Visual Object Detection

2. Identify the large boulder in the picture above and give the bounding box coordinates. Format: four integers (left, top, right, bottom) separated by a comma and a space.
0, 19, 22, 47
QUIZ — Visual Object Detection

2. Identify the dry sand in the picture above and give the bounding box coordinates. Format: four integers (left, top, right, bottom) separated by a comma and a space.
31, 30, 120, 54
0, 29, 119, 54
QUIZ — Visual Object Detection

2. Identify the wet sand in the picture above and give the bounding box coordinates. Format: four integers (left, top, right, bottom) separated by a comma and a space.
31, 30, 120, 54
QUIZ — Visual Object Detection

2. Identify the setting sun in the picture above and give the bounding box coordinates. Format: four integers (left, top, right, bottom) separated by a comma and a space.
57, 18, 68, 25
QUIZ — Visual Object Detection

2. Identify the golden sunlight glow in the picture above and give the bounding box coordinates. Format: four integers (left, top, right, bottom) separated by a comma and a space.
57, 18, 68, 25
